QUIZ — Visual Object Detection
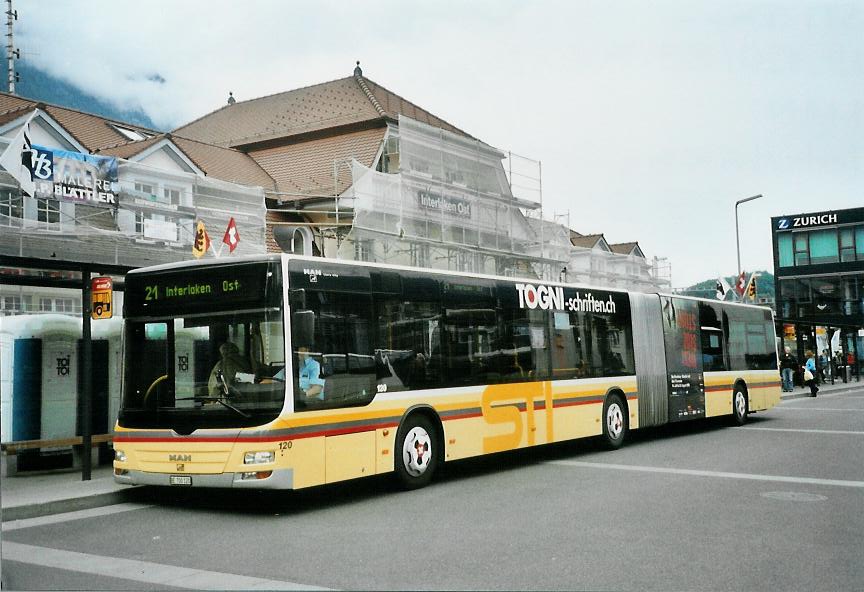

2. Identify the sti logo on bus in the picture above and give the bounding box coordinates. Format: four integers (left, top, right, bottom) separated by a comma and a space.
516, 283, 565, 310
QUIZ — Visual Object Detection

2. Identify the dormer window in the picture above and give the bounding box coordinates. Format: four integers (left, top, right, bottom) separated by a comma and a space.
111, 124, 152, 142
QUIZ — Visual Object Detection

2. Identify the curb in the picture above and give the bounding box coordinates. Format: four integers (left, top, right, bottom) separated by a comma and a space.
1, 486, 149, 523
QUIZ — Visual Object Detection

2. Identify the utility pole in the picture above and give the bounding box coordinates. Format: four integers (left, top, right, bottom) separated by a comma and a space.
5, 0, 18, 94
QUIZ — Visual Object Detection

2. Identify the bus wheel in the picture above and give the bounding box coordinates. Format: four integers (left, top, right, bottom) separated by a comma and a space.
395, 415, 437, 490
602, 393, 628, 450
732, 387, 748, 426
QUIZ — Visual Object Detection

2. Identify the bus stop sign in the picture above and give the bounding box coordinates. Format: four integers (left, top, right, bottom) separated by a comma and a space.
91, 276, 113, 319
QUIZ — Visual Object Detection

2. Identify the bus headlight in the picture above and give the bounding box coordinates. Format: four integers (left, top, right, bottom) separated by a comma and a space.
115, 450, 127, 462
244, 451, 274, 465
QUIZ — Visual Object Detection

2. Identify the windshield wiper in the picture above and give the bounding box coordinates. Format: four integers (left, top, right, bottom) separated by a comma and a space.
175, 396, 251, 419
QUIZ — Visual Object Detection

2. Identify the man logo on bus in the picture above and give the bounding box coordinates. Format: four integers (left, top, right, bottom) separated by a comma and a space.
515, 283, 565, 311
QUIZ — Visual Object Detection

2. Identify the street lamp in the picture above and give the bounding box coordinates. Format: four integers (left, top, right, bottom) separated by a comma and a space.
735, 194, 762, 275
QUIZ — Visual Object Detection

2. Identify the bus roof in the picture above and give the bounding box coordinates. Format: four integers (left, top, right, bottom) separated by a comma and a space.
127, 254, 773, 312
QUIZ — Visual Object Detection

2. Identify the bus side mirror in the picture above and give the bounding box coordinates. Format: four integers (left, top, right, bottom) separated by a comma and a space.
292, 310, 315, 347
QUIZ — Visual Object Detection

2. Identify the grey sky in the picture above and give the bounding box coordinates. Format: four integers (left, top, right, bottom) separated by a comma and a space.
18, 0, 864, 287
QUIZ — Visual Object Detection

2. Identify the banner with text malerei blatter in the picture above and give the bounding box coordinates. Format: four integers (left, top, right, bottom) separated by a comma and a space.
31, 144, 119, 207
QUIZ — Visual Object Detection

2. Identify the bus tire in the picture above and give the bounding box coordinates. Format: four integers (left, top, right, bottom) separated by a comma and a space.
602, 392, 628, 450
732, 385, 748, 426
394, 414, 438, 490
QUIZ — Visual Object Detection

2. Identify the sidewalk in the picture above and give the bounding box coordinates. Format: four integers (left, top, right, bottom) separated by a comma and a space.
1, 462, 143, 523
778, 377, 863, 400
2, 379, 862, 522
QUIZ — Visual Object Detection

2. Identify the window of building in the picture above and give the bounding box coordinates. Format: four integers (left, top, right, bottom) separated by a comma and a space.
839, 228, 856, 262
808, 229, 839, 265
163, 187, 181, 204
134, 182, 155, 198
0, 190, 22, 226
410, 244, 429, 268
856, 226, 864, 261
793, 233, 810, 266
354, 239, 371, 262
777, 234, 793, 267
135, 211, 145, 235
36, 198, 61, 228
0, 295, 30, 315
40, 297, 53, 312
111, 124, 152, 142
55, 298, 75, 313
379, 136, 400, 174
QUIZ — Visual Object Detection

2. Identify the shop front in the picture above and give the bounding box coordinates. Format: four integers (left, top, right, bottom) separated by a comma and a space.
772, 207, 864, 384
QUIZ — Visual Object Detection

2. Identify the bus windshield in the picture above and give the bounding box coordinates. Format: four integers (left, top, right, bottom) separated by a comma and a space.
119, 261, 284, 431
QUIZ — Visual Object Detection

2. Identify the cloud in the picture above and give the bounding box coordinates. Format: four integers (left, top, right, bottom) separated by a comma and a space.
16, 0, 864, 286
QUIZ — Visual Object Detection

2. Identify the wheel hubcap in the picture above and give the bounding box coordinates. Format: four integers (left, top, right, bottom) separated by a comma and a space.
606, 403, 623, 439
402, 426, 432, 477
735, 392, 746, 417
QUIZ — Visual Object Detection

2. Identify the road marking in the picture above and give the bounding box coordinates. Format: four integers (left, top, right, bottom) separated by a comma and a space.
2, 503, 151, 532
774, 407, 864, 412
1, 542, 330, 590
549, 460, 864, 488
736, 426, 864, 435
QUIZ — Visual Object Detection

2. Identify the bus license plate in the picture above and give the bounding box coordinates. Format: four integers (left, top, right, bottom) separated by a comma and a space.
169, 475, 192, 486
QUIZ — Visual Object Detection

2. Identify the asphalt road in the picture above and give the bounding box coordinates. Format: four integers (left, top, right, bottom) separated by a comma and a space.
3, 388, 863, 591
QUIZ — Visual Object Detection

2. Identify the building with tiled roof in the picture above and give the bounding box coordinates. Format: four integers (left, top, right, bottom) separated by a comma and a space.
0, 93, 270, 316
173, 63, 571, 279
567, 231, 663, 291
609, 242, 644, 258
175, 68, 473, 202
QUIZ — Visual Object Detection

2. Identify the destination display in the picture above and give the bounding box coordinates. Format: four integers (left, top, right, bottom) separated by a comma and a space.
661, 296, 705, 421
125, 262, 280, 317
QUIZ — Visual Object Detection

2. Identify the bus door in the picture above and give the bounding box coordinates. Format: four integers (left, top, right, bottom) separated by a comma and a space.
660, 296, 706, 421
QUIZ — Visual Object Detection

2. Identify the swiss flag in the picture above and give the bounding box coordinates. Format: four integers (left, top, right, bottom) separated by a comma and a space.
735, 271, 747, 296
222, 217, 240, 253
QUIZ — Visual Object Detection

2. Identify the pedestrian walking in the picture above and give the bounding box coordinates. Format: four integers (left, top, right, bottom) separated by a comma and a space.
779, 347, 797, 392
804, 350, 819, 397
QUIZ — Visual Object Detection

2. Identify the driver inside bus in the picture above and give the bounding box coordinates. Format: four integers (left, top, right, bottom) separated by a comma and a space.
297, 346, 325, 400
270, 347, 325, 400
208, 342, 252, 396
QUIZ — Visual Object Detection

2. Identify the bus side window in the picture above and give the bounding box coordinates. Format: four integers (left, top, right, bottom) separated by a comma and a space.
441, 279, 499, 387
374, 295, 442, 391
292, 290, 376, 410
698, 302, 727, 371
725, 308, 775, 371
567, 291, 634, 378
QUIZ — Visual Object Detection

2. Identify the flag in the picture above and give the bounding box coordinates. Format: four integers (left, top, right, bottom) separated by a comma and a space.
222, 217, 240, 253
192, 220, 211, 259
0, 112, 37, 197
735, 271, 747, 297
747, 277, 757, 300
715, 277, 732, 301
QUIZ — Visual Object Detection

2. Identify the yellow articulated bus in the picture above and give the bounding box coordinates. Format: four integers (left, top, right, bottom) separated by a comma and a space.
113, 255, 780, 490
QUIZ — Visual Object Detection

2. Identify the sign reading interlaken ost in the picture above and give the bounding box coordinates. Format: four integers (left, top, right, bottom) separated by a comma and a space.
30, 144, 119, 207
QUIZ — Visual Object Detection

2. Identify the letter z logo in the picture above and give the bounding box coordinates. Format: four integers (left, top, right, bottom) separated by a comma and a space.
777, 218, 790, 230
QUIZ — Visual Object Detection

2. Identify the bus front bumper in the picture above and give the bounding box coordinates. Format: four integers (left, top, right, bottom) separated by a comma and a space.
113, 468, 294, 489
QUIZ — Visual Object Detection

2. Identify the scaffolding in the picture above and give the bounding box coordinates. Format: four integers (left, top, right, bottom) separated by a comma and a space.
334, 116, 571, 280
0, 157, 267, 268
